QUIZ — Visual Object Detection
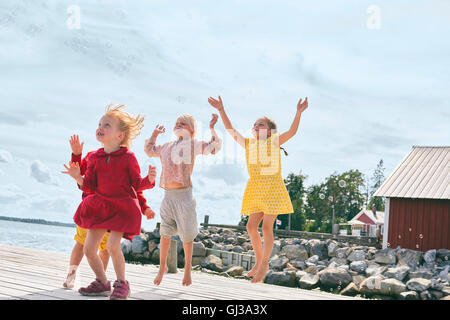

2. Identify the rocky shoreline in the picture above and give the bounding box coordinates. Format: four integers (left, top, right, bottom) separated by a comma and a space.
121, 227, 450, 300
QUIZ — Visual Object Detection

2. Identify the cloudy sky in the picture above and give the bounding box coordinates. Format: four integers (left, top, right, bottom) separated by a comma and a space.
0, 0, 449, 229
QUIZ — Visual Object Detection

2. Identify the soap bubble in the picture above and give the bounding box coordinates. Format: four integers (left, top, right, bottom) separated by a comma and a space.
328, 196, 334, 202
419, 234, 423, 239
338, 180, 347, 188
416, 244, 419, 249
398, 235, 401, 239
319, 193, 325, 200
409, 228, 412, 232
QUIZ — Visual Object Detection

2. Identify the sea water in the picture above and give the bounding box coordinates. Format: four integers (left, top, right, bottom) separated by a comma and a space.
0, 220, 76, 254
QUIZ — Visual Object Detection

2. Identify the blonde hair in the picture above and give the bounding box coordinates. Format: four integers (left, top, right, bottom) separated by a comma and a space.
104, 103, 145, 148
177, 114, 197, 138
261, 116, 288, 156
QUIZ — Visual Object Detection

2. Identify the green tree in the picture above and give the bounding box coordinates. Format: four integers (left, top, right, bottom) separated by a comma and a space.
279, 172, 307, 230
305, 170, 366, 233
368, 159, 386, 211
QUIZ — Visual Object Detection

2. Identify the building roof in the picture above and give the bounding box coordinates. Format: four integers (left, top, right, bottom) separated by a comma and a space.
350, 209, 385, 225
373, 146, 450, 200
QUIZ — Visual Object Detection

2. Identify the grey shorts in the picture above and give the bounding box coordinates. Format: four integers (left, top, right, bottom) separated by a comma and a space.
159, 186, 198, 243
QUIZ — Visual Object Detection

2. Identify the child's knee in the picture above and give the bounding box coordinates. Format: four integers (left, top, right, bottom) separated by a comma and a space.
107, 242, 121, 256
261, 223, 274, 234
83, 244, 97, 258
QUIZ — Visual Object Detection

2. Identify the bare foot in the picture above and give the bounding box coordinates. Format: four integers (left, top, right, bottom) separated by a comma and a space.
63, 268, 77, 289
245, 263, 261, 279
154, 265, 168, 286
250, 263, 269, 283
182, 269, 192, 286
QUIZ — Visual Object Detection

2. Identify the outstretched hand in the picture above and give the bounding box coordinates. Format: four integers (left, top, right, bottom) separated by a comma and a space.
153, 125, 166, 136
297, 97, 308, 113
210, 113, 219, 129
69, 135, 84, 156
61, 161, 81, 180
208, 96, 224, 111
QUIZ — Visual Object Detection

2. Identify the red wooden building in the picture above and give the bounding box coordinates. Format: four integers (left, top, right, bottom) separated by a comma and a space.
373, 146, 450, 251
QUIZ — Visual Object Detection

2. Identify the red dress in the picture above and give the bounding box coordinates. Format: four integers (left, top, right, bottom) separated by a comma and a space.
71, 151, 151, 212
73, 147, 155, 240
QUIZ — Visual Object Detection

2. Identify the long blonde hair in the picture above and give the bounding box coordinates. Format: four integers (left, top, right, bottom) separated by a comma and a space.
104, 103, 145, 148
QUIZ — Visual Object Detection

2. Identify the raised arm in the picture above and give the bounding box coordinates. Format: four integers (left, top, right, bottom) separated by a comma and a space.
144, 125, 165, 157
208, 96, 245, 148
278, 97, 308, 146
197, 114, 223, 155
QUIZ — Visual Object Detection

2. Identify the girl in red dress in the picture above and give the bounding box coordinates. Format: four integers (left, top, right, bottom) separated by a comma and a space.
62, 104, 157, 300
63, 134, 156, 290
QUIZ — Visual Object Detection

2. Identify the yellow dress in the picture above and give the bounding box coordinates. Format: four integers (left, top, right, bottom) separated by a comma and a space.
241, 133, 294, 216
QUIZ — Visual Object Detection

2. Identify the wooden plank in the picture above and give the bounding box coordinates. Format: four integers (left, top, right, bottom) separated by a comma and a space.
0, 244, 362, 300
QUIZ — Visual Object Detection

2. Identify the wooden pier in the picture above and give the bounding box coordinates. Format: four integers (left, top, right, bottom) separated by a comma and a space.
0, 244, 363, 300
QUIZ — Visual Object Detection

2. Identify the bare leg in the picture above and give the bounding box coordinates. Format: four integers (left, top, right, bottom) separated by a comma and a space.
107, 231, 126, 281
251, 214, 277, 283
63, 242, 84, 288
245, 212, 264, 278
182, 241, 193, 286
154, 236, 170, 285
99, 249, 110, 272
83, 229, 108, 285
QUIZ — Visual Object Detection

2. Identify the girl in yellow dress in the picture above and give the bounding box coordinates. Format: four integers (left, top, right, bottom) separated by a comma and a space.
208, 95, 308, 283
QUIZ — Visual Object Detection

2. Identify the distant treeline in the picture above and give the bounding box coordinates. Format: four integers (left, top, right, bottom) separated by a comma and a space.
0, 216, 76, 228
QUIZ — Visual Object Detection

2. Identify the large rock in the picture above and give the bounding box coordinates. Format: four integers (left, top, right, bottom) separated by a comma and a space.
408, 269, 434, 280
224, 266, 244, 277
264, 270, 297, 287
396, 248, 423, 269
232, 246, 245, 253
151, 248, 160, 263
318, 267, 352, 289
380, 278, 407, 295
350, 261, 368, 273
340, 282, 360, 296
147, 239, 158, 254
290, 258, 306, 270
309, 240, 328, 260
347, 250, 366, 262
306, 255, 319, 265
131, 235, 147, 254
406, 278, 431, 292
281, 245, 308, 260
121, 240, 132, 255
298, 273, 320, 289
192, 242, 207, 257
201, 254, 225, 272
327, 241, 339, 258
335, 247, 350, 259
436, 249, 450, 261
329, 257, 348, 266
271, 240, 281, 257
424, 249, 436, 265
375, 248, 396, 265
366, 264, 387, 277
352, 275, 367, 288
269, 255, 289, 271
359, 275, 384, 296
399, 291, 419, 300
383, 265, 410, 281
236, 236, 247, 245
